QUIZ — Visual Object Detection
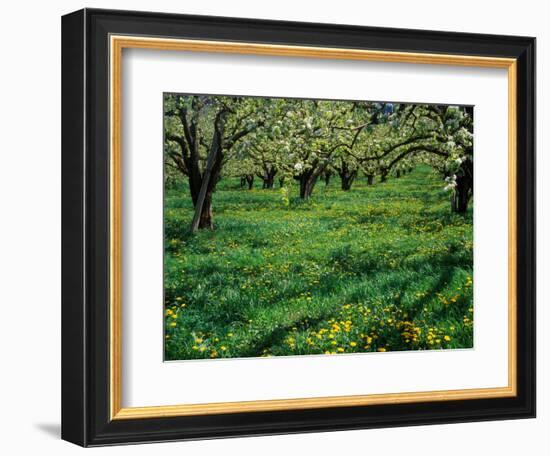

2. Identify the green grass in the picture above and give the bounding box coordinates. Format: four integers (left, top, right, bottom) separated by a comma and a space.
164, 165, 473, 360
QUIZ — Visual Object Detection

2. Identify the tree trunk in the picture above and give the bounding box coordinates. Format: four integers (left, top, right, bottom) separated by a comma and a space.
245, 174, 254, 190
366, 175, 374, 185
450, 159, 473, 213
279, 176, 285, 188
323, 171, 332, 186
395, 170, 401, 178
380, 169, 388, 183
451, 181, 470, 213
296, 160, 326, 200
337, 161, 357, 191
299, 175, 309, 199
190, 109, 227, 232
188, 168, 202, 207
264, 176, 274, 188
261, 168, 276, 189
298, 171, 318, 200
198, 191, 213, 229
340, 171, 357, 191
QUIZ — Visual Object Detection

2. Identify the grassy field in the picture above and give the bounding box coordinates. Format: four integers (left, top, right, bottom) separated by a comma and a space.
164, 165, 473, 360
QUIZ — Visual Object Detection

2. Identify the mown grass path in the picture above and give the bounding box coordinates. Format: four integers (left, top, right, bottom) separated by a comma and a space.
164, 166, 473, 360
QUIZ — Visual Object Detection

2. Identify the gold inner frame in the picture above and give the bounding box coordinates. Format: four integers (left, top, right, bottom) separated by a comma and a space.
109, 35, 518, 420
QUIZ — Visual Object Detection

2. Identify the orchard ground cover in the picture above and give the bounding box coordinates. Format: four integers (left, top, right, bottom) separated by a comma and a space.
164, 165, 473, 360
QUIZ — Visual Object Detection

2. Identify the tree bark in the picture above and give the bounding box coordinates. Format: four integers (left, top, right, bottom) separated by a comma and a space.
366, 175, 374, 185
264, 176, 275, 188
245, 174, 254, 190
323, 171, 332, 186
395, 170, 401, 178
198, 191, 213, 229
260, 167, 277, 189
339, 170, 357, 191
191, 110, 227, 232
450, 158, 473, 213
298, 169, 320, 200
279, 176, 285, 188
336, 160, 357, 191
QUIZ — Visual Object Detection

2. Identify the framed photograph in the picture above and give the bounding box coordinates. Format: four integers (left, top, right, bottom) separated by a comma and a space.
61, 8, 535, 447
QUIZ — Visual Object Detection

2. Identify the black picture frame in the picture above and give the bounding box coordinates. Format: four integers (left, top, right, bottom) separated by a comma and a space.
62, 8, 536, 447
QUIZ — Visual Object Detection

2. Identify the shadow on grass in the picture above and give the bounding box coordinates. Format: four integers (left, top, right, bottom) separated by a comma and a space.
243, 313, 333, 357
